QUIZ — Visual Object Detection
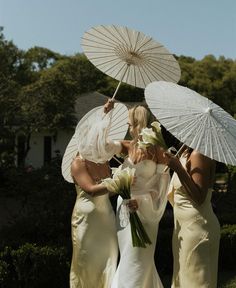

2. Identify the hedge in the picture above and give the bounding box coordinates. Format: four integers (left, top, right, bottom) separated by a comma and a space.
0, 244, 70, 288
1, 225, 235, 287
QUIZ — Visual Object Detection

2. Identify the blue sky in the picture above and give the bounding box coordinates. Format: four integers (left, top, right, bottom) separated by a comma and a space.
1, 0, 236, 60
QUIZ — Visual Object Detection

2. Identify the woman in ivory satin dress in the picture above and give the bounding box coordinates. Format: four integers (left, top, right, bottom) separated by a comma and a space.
68, 109, 123, 288
164, 147, 220, 288
104, 101, 170, 288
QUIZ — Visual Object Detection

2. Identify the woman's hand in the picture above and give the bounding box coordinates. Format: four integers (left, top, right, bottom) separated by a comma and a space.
163, 150, 215, 205
163, 151, 183, 172
127, 199, 139, 213
131, 175, 137, 186
104, 98, 114, 114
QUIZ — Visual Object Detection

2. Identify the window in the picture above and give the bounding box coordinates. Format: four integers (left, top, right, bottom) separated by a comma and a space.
17, 135, 25, 167
44, 136, 52, 164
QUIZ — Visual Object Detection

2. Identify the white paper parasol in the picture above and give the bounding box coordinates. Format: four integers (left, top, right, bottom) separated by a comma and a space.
81, 25, 181, 99
145, 81, 236, 166
62, 103, 129, 183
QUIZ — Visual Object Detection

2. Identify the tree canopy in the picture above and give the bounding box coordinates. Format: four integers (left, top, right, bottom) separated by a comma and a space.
0, 28, 236, 167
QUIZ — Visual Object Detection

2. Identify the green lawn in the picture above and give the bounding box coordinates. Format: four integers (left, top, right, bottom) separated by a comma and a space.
161, 271, 236, 287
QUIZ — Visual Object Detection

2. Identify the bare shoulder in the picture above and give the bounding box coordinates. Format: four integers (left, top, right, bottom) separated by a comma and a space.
191, 150, 203, 158
190, 150, 214, 168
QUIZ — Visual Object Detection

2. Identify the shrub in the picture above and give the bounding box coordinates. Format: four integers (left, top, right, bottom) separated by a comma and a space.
0, 160, 76, 249
0, 243, 70, 288
219, 224, 236, 271
0, 225, 235, 287
0, 260, 9, 284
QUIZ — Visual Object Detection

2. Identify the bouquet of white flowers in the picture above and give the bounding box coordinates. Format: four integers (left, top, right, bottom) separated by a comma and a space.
102, 165, 152, 248
138, 121, 167, 150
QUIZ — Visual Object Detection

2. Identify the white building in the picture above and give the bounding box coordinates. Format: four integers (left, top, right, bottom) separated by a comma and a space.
17, 92, 141, 168
17, 92, 110, 168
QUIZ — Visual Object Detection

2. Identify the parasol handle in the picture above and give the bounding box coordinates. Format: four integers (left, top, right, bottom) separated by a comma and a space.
111, 81, 122, 100
174, 143, 187, 158
164, 143, 187, 172
111, 64, 130, 100
112, 155, 123, 165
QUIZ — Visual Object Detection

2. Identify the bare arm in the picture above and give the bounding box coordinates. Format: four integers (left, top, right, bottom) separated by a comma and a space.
71, 158, 109, 197
163, 150, 215, 205
155, 145, 168, 164
120, 140, 130, 155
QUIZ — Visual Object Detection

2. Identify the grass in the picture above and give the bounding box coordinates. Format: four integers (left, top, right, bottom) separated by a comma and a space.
161, 271, 236, 288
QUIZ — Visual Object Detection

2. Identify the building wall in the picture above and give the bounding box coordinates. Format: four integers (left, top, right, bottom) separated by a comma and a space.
24, 130, 73, 168
16, 92, 137, 168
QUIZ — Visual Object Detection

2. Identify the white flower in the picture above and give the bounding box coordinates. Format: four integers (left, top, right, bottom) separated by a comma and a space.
122, 167, 136, 180
151, 121, 161, 133
137, 139, 148, 150
140, 128, 157, 145
103, 177, 120, 193
115, 166, 135, 190
138, 121, 167, 150
103, 166, 135, 193
111, 165, 123, 177
118, 167, 135, 190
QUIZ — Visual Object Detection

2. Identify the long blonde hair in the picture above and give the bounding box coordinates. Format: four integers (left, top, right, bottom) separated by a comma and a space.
128, 105, 153, 142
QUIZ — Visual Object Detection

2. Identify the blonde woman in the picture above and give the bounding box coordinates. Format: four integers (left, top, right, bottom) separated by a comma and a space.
105, 100, 170, 288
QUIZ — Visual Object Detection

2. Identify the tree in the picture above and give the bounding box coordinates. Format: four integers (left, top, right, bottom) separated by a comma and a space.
178, 55, 236, 115
62, 53, 108, 94
24, 46, 63, 71
0, 27, 23, 168
98, 76, 144, 102
1, 26, 236, 167
219, 61, 236, 115
17, 60, 78, 161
